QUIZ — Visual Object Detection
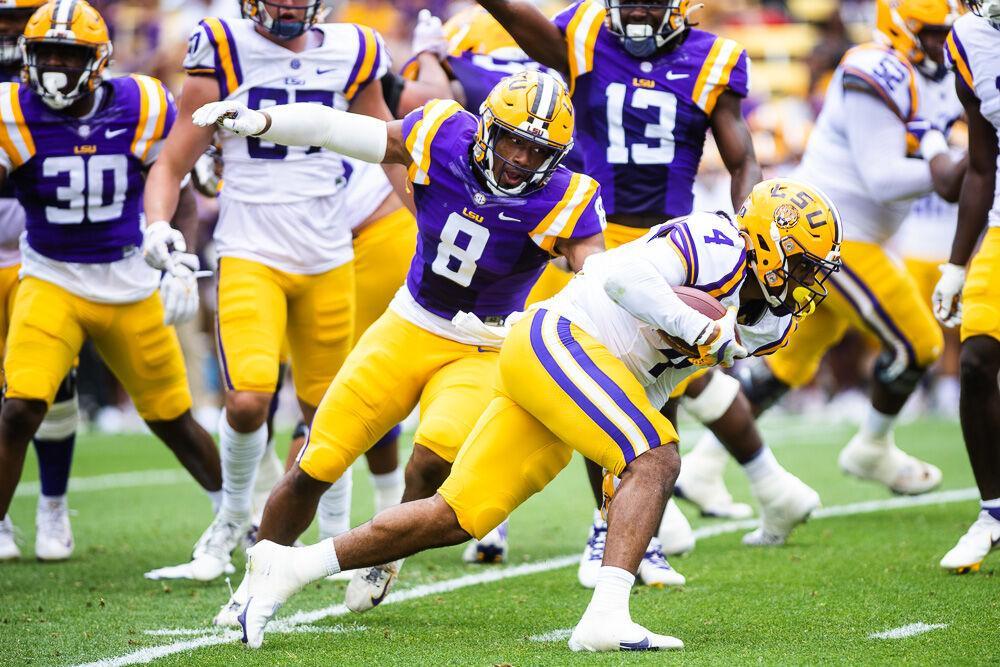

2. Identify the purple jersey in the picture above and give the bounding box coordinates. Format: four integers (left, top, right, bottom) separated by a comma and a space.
554, 1, 749, 219
401, 99, 605, 321
0, 76, 176, 263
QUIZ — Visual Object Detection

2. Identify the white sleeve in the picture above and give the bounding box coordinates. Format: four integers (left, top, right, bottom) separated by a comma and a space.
597, 238, 715, 346
259, 103, 388, 163
845, 90, 933, 203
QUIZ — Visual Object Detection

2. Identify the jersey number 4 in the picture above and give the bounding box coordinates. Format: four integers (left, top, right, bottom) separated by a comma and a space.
605, 83, 677, 165
247, 87, 335, 160
431, 213, 490, 287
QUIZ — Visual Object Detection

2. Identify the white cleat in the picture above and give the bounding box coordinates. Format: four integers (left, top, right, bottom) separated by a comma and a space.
213, 576, 249, 627
940, 511, 1000, 574
462, 520, 508, 564
190, 515, 249, 581
743, 472, 820, 547
675, 449, 753, 519
577, 512, 607, 589
658, 498, 695, 556
0, 514, 21, 561
35, 498, 73, 561
637, 538, 686, 587
838, 433, 942, 495
239, 540, 311, 649
345, 560, 401, 613
569, 613, 683, 652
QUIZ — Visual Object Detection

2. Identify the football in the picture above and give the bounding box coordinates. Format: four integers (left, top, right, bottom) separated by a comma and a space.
658, 286, 728, 357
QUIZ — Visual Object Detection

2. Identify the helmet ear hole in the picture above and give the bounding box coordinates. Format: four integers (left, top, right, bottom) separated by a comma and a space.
756, 234, 770, 253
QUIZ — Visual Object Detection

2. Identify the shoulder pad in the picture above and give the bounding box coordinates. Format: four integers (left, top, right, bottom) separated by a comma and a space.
184, 18, 245, 98
401, 100, 469, 185
692, 35, 750, 114
840, 44, 917, 120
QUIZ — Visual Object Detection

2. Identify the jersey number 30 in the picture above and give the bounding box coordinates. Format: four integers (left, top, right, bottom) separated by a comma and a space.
43, 154, 128, 224
431, 213, 490, 287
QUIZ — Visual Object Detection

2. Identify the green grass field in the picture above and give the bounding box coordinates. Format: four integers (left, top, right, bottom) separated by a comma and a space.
2, 416, 998, 666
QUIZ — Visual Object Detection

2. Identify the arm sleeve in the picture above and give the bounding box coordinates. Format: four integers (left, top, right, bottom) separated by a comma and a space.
844, 90, 933, 203
598, 238, 715, 346
258, 104, 388, 163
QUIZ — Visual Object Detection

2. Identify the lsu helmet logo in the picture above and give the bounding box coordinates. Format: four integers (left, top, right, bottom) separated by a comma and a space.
773, 204, 800, 230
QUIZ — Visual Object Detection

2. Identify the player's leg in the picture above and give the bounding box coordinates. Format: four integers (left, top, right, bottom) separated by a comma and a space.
31, 371, 79, 561
829, 243, 944, 493
941, 229, 1000, 572
0, 263, 21, 560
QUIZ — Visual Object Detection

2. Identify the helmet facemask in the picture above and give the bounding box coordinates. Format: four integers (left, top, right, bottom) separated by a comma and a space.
241, 0, 324, 40
749, 231, 840, 318
603, 0, 699, 58
474, 110, 572, 196
966, 0, 1000, 25
21, 39, 108, 110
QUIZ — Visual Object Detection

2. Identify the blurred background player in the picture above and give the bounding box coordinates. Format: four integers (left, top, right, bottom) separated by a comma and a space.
143, 0, 401, 581
0, 0, 81, 562
0, 0, 223, 561
933, 0, 1000, 573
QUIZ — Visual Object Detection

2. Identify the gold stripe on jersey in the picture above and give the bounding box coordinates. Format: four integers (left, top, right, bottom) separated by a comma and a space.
529, 173, 599, 253
667, 237, 692, 282
130, 75, 169, 164
405, 99, 462, 185
203, 18, 240, 97
706, 258, 747, 299
564, 0, 604, 92
840, 44, 919, 121
945, 31, 974, 90
0, 84, 35, 169
345, 26, 380, 101
692, 37, 743, 114
754, 319, 797, 356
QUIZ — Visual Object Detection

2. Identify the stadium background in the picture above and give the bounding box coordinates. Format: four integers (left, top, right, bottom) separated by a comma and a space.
67, 0, 959, 436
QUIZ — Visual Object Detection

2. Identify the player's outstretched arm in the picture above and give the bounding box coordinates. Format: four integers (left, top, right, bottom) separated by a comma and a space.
475, 0, 568, 74
554, 233, 605, 273
193, 100, 412, 168
710, 92, 762, 210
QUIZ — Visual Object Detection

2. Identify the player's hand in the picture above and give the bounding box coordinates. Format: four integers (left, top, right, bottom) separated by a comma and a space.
411, 9, 446, 59
932, 263, 965, 328
905, 119, 949, 161
193, 101, 267, 137
142, 220, 186, 270
690, 307, 747, 368
191, 147, 221, 197
160, 252, 202, 326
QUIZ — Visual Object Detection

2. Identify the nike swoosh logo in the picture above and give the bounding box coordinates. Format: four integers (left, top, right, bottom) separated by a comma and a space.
316, 67, 337, 75
370, 582, 391, 607
105, 128, 128, 139
665, 71, 689, 81
498, 212, 521, 222
238, 597, 250, 644
620, 638, 657, 650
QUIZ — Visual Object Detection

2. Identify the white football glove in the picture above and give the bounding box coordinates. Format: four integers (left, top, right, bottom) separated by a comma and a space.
160, 252, 201, 326
192, 101, 267, 137
411, 9, 446, 59
143, 220, 186, 270
191, 148, 222, 197
932, 263, 965, 328
690, 307, 748, 368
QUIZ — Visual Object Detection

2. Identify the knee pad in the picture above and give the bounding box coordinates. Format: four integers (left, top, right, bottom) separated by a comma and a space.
874, 352, 926, 396
679, 371, 740, 424
737, 362, 790, 413
35, 395, 79, 440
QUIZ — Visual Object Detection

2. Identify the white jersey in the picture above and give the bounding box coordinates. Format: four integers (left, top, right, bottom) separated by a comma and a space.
947, 14, 1000, 228
795, 43, 962, 244
0, 197, 24, 268
537, 211, 795, 408
893, 192, 957, 262
343, 158, 393, 231
184, 18, 390, 273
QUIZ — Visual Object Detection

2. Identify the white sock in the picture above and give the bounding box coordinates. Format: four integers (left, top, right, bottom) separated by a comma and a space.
38, 494, 67, 509
318, 467, 353, 540
207, 489, 223, 514
252, 440, 285, 521
585, 566, 634, 618
592, 508, 606, 526
218, 411, 268, 523
742, 446, 781, 485
859, 406, 895, 442
371, 468, 404, 514
686, 432, 729, 476
293, 537, 341, 582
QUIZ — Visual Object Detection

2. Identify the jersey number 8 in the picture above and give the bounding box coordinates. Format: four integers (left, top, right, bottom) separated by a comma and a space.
431, 213, 490, 287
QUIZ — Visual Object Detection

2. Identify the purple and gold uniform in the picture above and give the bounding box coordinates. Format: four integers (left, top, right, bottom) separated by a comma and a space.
0, 76, 191, 420
298, 99, 605, 483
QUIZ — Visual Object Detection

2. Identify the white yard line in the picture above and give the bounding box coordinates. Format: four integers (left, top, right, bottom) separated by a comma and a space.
869, 623, 949, 640
74, 486, 979, 667
529, 628, 574, 642
14, 470, 190, 498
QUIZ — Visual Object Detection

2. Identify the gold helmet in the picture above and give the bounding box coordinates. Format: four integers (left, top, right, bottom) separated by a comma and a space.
443, 6, 523, 59
241, 1, 324, 40
20, 0, 111, 110
874, 0, 959, 74
0, 1, 44, 67
737, 179, 843, 318
473, 70, 575, 196
604, 0, 699, 58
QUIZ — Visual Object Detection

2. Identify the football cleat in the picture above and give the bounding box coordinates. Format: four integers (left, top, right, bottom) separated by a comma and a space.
658, 497, 695, 556
213, 576, 249, 627
239, 540, 311, 649
35, 497, 73, 561
940, 511, 1000, 574
577, 511, 607, 589
742, 472, 820, 547
190, 515, 249, 581
462, 519, 508, 564
0, 514, 21, 561
345, 560, 401, 613
569, 613, 684, 652
838, 433, 941, 495
636, 538, 686, 588
674, 445, 753, 519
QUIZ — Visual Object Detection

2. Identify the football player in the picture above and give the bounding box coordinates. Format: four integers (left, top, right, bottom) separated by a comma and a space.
194, 69, 606, 617
693, 0, 968, 501
233, 178, 843, 652
0, 0, 224, 559
0, 0, 81, 562
933, 0, 1000, 573
143, 0, 402, 581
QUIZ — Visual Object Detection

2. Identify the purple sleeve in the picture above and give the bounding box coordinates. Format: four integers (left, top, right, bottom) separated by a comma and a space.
571, 188, 607, 239
727, 49, 750, 98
